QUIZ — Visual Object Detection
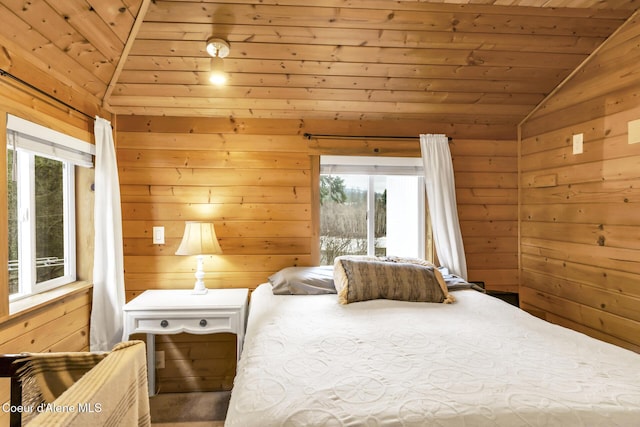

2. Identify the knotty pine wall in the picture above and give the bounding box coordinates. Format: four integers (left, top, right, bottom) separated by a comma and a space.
116, 116, 314, 392
451, 139, 518, 292
116, 115, 517, 392
0, 71, 101, 424
519, 13, 640, 352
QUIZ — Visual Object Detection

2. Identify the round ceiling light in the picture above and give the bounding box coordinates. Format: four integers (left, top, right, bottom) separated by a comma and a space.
205, 37, 230, 58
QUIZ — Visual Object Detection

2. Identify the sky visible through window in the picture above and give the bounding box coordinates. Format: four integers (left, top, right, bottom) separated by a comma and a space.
340, 175, 386, 192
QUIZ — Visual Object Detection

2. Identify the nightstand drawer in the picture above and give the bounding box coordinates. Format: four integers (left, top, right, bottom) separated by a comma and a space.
133, 313, 238, 335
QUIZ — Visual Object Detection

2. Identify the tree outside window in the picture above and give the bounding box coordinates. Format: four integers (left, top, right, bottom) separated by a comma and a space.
320, 174, 421, 265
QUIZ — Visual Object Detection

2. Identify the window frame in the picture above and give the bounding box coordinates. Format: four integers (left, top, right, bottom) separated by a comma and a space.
9, 148, 77, 300
319, 156, 428, 263
6, 114, 93, 301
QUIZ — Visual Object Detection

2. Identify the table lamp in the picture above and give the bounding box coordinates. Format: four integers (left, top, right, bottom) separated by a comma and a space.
175, 221, 222, 294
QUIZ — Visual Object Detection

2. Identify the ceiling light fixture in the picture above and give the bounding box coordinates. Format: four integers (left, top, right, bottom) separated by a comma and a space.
205, 37, 230, 86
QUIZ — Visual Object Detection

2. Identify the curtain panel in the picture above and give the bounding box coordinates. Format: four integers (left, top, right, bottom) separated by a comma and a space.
420, 134, 468, 280
90, 117, 125, 351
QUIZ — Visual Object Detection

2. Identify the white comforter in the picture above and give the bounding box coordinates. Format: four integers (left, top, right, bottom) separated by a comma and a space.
225, 284, 640, 426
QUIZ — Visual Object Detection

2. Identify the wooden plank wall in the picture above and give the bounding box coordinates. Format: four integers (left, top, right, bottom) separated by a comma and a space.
116, 116, 314, 392
451, 139, 518, 292
519, 13, 640, 352
0, 288, 92, 426
116, 115, 517, 392
0, 71, 99, 424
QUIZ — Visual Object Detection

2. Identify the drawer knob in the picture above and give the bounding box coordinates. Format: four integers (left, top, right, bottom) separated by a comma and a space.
199, 319, 207, 327
160, 320, 169, 328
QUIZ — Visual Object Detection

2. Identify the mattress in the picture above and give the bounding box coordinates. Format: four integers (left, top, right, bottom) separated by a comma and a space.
225, 284, 640, 426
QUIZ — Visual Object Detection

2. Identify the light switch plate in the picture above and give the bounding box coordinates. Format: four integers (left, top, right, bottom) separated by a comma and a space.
572, 133, 583, 154
152, 226, 165, 244
629, 119, 640, 144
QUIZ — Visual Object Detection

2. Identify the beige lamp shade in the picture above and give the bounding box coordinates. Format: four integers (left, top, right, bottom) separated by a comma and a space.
175, 222, 222, 256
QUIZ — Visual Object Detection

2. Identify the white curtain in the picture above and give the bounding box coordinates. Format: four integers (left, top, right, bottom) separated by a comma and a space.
420, 134, 468, 280
90, 117, 125, 351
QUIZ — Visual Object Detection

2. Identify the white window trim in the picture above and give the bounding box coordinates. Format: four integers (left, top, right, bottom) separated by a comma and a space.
320, 155, 426, 260
7, 114, 95, 167
7, 114, 92, 301
32, 158, 76, 294
321, 155, 423, 176
366, 176, 376, 256
9, 150, 77, 301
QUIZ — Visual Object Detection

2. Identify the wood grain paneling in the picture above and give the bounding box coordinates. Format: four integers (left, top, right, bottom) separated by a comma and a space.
105, 1, 636, 123
519, 13, 640, 351
0, 288, 92, 425
0, 71, 98, 418
451, 140, 519, 292
4, 0, 636, 125
116, 115, 314, 392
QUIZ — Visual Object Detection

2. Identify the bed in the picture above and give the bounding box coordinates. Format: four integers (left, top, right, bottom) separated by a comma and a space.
225, 263, 640, 426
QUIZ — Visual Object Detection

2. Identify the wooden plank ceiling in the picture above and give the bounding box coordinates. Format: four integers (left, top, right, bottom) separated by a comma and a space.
0, 0, 638, 127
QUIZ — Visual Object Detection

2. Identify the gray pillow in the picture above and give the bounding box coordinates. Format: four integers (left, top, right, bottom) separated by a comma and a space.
268, 266, 336, 295
437, 267, 484, 292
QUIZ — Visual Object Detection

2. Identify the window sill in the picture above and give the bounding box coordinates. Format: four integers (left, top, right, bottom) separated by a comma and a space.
8, 281, 93, 319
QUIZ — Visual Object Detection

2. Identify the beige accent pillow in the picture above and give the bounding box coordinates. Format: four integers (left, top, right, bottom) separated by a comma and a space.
334, 256, 455, 305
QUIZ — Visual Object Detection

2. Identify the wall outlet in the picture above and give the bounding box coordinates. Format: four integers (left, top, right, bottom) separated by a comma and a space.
155, 351, 165, 369
572, 133, 583, 154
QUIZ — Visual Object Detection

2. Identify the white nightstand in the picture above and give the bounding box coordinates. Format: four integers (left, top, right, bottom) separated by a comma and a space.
122, 288, 249, 396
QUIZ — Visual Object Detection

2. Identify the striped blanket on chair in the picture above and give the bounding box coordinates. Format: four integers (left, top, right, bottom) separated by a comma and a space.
16, 340, 150, 427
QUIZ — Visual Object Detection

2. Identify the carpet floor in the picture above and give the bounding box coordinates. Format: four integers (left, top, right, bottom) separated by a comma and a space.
149, 391, 230, 426
152, 422, 224, 427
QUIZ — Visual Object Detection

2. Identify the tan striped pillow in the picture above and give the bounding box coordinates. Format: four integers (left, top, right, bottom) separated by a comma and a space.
334, 256, 455, 305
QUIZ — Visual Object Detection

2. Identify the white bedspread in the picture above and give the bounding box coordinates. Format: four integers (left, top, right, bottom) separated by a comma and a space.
225, 284, 640, 426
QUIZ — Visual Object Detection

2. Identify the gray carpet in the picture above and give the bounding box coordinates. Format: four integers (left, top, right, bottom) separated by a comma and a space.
152, 422, 224, 426
149, 391, 230, 424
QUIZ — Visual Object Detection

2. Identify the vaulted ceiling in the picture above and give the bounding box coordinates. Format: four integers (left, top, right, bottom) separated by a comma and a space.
0, 0, 638, 129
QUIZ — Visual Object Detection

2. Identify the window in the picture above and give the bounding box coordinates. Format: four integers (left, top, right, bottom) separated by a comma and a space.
320, 156, 428, 265
6, 115, 94, 300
